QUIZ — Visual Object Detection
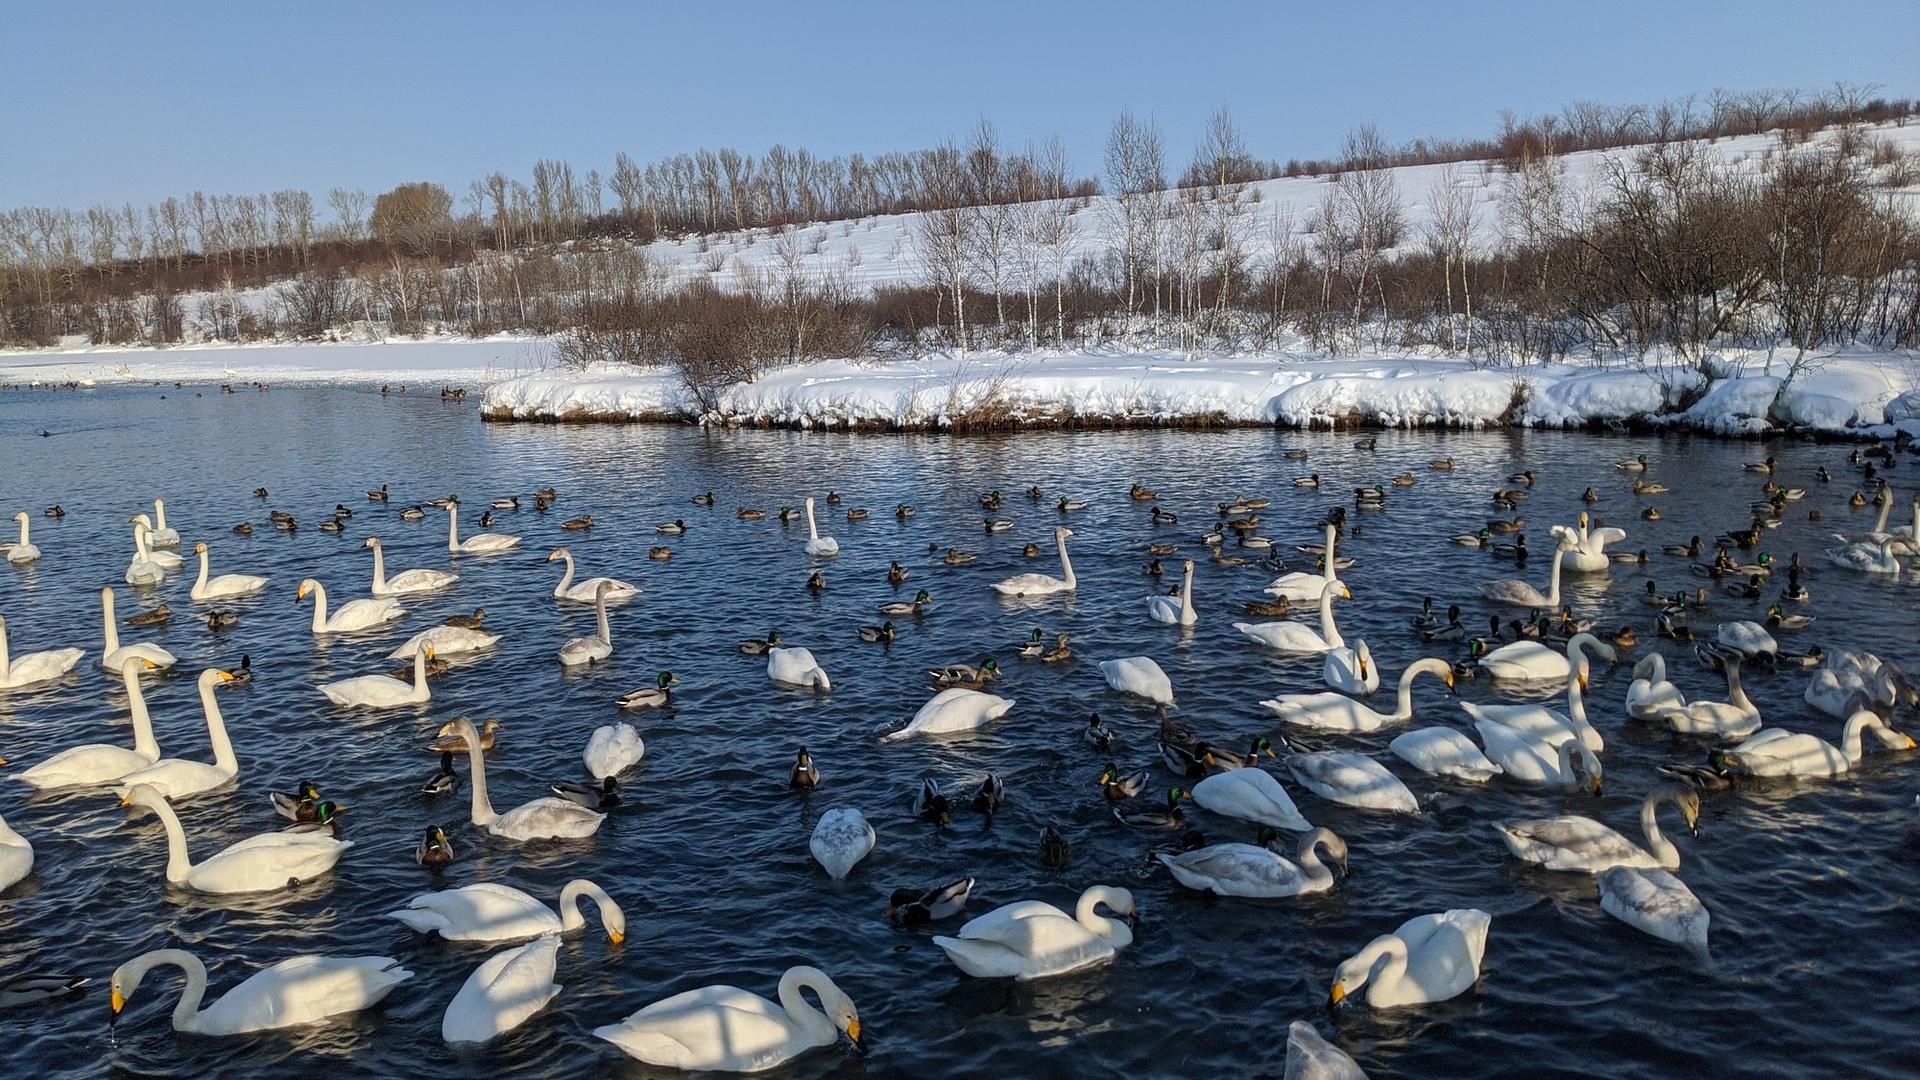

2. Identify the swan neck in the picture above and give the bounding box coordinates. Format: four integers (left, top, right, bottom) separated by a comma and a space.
140, 793, 196, 882
1643, 792, 1680, 868
462, 721, 496, 825
125, 665, 159, 759
1840, 714, 1876, 763
1320, 585, 1344, 649
553, 551, 575, 595
0, 618, 9, 671
102, 589, 120, 653
413, 647, 430, 698
370, 542, 387, 589
558, 879, 600, 932
1353, 935, 1408, 1001
16, 515, 27, 545
1726, 663, 1751, 711
777, 966, 841, 1046
1544, 548, 1564, 606
595, 589, 611, 642
200, 675, 237, 774
1325, 523, 1341, 582
154, 500, 169, 529
194, 547, 210, 593
1181, 563, 1196, 619
309, 581, 329, 633
1298, 830, 1338, 886
1076, 886, 1134, 947
1057, 531, 1075, 588
1394, 663, 1430, 720
123, 950, 208, 1033
447, 507, 459, 550
805, 498, 820, 540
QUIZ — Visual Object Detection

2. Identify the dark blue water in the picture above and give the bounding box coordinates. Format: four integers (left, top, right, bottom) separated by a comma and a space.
1, 384, 1915, 1078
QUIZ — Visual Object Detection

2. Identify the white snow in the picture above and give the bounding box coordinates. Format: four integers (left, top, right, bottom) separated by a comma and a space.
0, 337, 549, 388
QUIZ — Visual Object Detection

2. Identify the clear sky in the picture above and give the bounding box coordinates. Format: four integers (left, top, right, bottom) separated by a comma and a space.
2, 0, 1913, 211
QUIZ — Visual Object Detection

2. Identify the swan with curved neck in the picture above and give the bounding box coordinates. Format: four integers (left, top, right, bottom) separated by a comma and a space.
1480, 540, 1570, 607
547, 547, 638, 603
932, 885, 1135, 980
129, 518, 182, 569
1233, 580, 1351, 653
5, 512, 39, 564
452, 716, 605, 840
1496, 783, 1701, 872
189, 543, 267, 601
298, 578, 406, 635
19, 662, 162, 787
365, 537, 459, 596
595, 965, 865, 1071
1330, 909, 1490, 1008
990, 527, 1076, 596
1159, 828, 1348, 897
1714, 709, 1917, 778
109, 948, 410, 1035
1463, 638, 1612, 754
1624, 651, 1686, 720
1263, 658, 1455, 732
113, 669, 240, 799
125, 523, 167, 585
446, 502, 520, 554
558, 581, 614, 666
1265, 522, 1342, 601
1478, 629, 1611, 686
1474, 712, 1604, 792
803, 496, 840, 556
0, 615, 85, 689
99, 587, 177, 673
1147, 560, 1198, 625
1654, 653, 1759, 738
118, 782, 350, 893
389, 879, 626, 943
320, 644, 433, 707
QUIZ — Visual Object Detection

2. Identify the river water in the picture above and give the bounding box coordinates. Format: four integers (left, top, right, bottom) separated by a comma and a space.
1, 385, 1915, 1078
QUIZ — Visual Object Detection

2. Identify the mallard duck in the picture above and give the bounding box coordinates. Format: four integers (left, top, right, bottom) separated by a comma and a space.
0, 973, 88, 1008
647, 546, 672, 561
944, 548, 976, 565
384, 653, 453, 681
847, 508, 869, 521
252, 487, 270, 498
880, 590, 931, 616
562, 515, 593, 530
737, 508, 766, 521
932, 658, 1000, 689
772, 506, 799, 524
124, 606, 171, 628
971, 773, 1005, 817
980, 490, 1004, 510
1612, 626, 1640, 650
206, 610, 239, 631
1491, 534, 1529, 560
330, 504, 354, 519
824, 491, 843, 506
317, 516, 345, 534
1014, 542, 1036, 558
421, 751, 459, 796
615, 672, 681, 710
789, 747, 820, 789
1112, 787, 1189, 829
983, 518, 1014, 533
398, 505, 426, 521
1130, 484, 1159, 501
269, 781, 325, 821
1159, 738, 1209, 779
894, 503, 916, 519
1244, 597, 1292, 617
1764, 604, 1813, 631
1430, 458, 1455, 471
1642, 507, 1663, 520
1615, 454, 1650, 472
1204, 736, 1279, 772
1453, 527, 1492, 547
476, 510, 496, 529
1084, 714, 1114, 752
1293, 474, 1321, 489
1632, 479, 1668, 495
1238, 534, 1274, 550
230, 522, 254, 536
1040, 824, 1071, 867
1422, 605, 1467, 641
1487, 517, 1526, 534
416, 825, 454, 869
806, 570, 826, 593
1057, 496, 1088, 512
1493, 487, 1529, 503
550, 775, 619, 810
281, 801, 346, 837
887, 878, 975, 926
1041, 633, 1072, 663
656, 519, 687, 534
434, 608, 485, 631
739, 630, 782, 655
1099, 763, 1151, 800
859, 622, 897, 644
1507, 470, 1537, 487
1285, 449, 1310, 460
1017, 628, 1045, 658
1655, 762, 1737, 794
42, 505, 66, 518
1151, 507, 1178, 525
1144, 557, 1164, 577
1391, 473, 1416, 488
1744, 455, 1776, 474
914, 778, 953, 826
691, 492, 716, 506
1353, 437, 1377, 451
1581, 486, 1599, 502
428, 718, 501, 754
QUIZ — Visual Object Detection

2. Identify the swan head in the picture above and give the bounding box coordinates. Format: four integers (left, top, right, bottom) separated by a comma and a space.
547, 548, 570, 562
362, 536, 380, 549
1056, 526, 1074, 539
118, 781, 165, 811
296, 579, 319, 602
193, 542, 208, 555
130, 513, 154, 528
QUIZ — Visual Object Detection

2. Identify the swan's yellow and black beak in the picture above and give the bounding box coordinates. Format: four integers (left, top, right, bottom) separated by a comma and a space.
847, 1018, 866, 1054
0, 756, 9, 768
609, 929, 626, 946
110, 987, 125, 1020
1329, 983, 1346, 1007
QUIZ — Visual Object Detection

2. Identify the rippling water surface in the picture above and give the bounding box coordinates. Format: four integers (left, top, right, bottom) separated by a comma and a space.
1, 386, 1916, 1079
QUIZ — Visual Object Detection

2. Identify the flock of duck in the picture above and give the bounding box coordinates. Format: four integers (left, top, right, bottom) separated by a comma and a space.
1, 435, 1917, 1076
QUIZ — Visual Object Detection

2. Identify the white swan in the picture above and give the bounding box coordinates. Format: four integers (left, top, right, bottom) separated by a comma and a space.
387, 623, 500, 659
109, 949, 409, 1035
595, 965, 864, 1071
768, 646, 831, 690
1461, 646, 1609, 754
112, 670, 240, 799
1265, 522, 1342, 601
1099, 656, 1173, 704
19, 662, 161, 788
991, 526, 1077, 596
298, 578, 405, 634
809, 808, 875, 879
558, 581, 614, 667
1147, 559, 1198, 626
1285, 1021, 1369, 1080
1234, 581, 1351, 654
1286, 752, 1420, 813
1479, 540, 1570, 607
1715, 620, 1777, 660
1191, 768, 1312, 831
1323, 639, 1378, 696
148, 499, 181, 548
1474, 715, 1603, 792
1265, 659, 1455, 733
390, 879, 625, 943
1329, 909, 1490, 1008
0, 614, 84, 688
99, 588, 176, 673
189, 542, 267, 601
1652, 654, 1760, 739
1713, 710, 1916, 779
442, 935, 560, 1044
0, 813, 31, 891
451, 716, 605, 840
125, 522, 168, 585
446, 502, 520, 554
320, 644, 433, 708
584, 723, 645, 780
803, 496, 840, 557
1552, 512, 1626, 573
881, 688, 1015, 741
1495, 784, 1699, 872
1624, 652, 1686, 720
365, 536, 458, 595
130, 517, 183, 570
1390, 727, 1504, 783
933, 885, 1135, 981
5, 513, 39, 564
1479, 631, 1611, 685
119, 783, 350, 893
1597, 867, 1709, 958
1160, 828, 1347, 898
1804, 650, 1903, 719
1825, 538, 1901, 574
547, 547, 639, 602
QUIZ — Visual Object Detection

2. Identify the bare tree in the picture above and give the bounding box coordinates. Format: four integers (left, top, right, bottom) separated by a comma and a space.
1103, 109, 1164, 343
1334, 124, 1403, 327
912, 141, 971, 348
328, 188, 370, 243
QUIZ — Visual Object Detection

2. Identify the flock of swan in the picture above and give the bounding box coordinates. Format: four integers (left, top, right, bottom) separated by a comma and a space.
0, 435, 1916, 1076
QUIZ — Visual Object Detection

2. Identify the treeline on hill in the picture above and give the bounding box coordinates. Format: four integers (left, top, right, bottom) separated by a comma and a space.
3, 84, 1917, 392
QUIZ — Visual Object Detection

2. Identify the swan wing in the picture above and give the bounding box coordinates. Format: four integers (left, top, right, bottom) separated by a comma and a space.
1233, 621, 1329, 653
389, 884, 555, 941
1597, 867, 1708, 955
442, 936, 561, 1044
1286, 753, 1418, 812
809, 808, 874, 879
1264, 692, 1389, 733
492, 798, 604, 840
190, 835, 349, 892
1161, 844, 1309, 896
1496, 816, 1652, 870
891, 689, 1015, 739
596, 987, 806, 1071
113, 759, 230, 800
21, 745, 154, 787
1285, 1020, 1369, 1080
1193, 769, 1311, 831
1390, 728, 1502, 781
386, 626, 500, 659
584, 724, 645, 779
194, 955, 411, 1036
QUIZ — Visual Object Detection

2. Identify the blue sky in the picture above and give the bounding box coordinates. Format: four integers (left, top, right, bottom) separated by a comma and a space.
2, 0, 1912, 210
